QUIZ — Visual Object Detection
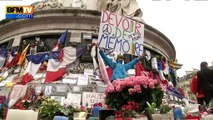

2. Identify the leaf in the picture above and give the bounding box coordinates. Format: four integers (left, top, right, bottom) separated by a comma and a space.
146, 102, 151, 108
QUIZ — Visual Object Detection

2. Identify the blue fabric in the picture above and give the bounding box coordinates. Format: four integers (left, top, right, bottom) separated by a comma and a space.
169, 67, 175, 74
99, 50, 138, 81
0, 49, 7, 58
26, 53, 47, 64
11, 49, 16, 57
92, 106, 101, 117
167, 87, 184, 99
44, 54, 49, 61
49, 50, 60, 59
58, 30, 68, 45
157, 61, 163, 70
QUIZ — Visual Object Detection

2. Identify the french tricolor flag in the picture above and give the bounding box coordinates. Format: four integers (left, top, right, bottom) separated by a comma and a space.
21, 53, 47, 84
45, 46, 86, 82
54, 30, 68, 48
6, 50, 20, 69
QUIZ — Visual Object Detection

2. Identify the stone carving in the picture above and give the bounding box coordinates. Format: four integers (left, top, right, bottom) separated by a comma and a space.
32, 0, 88, 10
32, 0, 63, 10
71, 0, 87, 9
97, 0, 143, 20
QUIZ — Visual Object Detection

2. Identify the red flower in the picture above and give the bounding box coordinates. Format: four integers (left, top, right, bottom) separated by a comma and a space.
116, 111, 121, 117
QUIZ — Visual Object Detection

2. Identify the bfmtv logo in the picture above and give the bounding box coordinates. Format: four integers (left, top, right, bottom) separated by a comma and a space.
6, 6, 34, 19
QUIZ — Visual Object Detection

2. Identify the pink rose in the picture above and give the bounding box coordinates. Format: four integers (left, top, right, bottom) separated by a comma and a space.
107, 84, 115, 93
115, 85, 122, 92
113, 80, 121, 86
134, 85, 142, 93
153, 80, 158, 85
149, 82, 155, 89
128, 88, 136, 94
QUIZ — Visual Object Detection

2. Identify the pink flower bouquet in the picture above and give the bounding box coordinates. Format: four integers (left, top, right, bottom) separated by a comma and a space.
105, 75, 164, 116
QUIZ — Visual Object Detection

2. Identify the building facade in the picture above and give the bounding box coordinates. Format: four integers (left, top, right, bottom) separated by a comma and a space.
0, 0, 181, 70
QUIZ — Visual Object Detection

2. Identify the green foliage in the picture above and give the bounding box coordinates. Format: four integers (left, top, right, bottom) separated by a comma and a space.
59, 105, 76, 120
159, 105, 172, 114
39, 98, 62, 120
0, 104, 7, 119
146, 102, 157, 114
39, 97, 87, 120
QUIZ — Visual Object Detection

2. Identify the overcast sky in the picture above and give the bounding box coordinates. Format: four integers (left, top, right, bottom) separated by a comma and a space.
0, 0, 213, 77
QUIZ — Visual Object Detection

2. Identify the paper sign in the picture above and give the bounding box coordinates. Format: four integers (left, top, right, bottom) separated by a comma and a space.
44, 86, 53, 95
82, 92, 104, 107
50, 96, 65, 105
62, 78, 77, 84
67, 93, 82, 106
97, 85, 107, 93
8, 84, 28, 108
56, 85, 67, 93
77, 74, 88, 85
9, 84, 28, 101
98, 11, 144, 56
72, 86, 81, 92
84, 69, 94, 75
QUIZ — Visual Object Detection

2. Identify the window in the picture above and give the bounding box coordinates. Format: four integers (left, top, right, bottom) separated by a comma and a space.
20, 35, 62, 54
0, 39, 14, 50
79, 33, 96, 63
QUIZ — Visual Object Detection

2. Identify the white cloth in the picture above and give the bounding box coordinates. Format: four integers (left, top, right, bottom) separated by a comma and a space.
151, 57, 158, 70
91, 45, 99, 74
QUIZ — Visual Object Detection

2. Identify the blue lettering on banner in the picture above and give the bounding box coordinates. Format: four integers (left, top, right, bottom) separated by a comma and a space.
98, 34, 143, 56
134, 42, 143, 56
114, 39, 122, 52
107, 36, 114, 49
122, 40, 130, 53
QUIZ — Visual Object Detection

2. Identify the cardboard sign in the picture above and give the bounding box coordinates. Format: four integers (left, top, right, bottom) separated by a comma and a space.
82, 92, 104, 107
6, 109, 38, 120
98, 11, 144, 56
73, 112, 87, 120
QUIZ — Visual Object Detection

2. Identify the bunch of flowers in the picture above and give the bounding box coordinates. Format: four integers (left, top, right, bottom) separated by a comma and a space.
61, 100, 87, 120
12, 87, 44, 110
120, 101, 140, 117
105, 74, 164, 116
39, 98, 62, 120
